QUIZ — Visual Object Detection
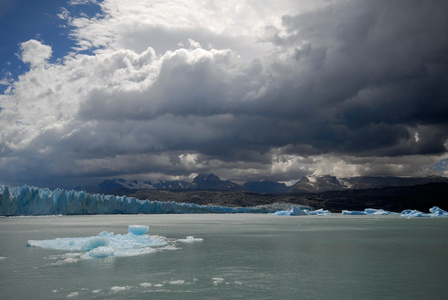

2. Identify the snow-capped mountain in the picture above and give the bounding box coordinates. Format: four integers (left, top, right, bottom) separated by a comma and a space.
83, 174, 245, 194
85, 178, 155, 194
81, 174, 448, 195
290, 175, 345, 193
290, 175, 448, 193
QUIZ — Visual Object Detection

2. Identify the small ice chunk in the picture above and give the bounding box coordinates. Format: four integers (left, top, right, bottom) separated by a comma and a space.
128, 225, 149, 235
178, 236, 203, 243
342, 210, 367, 215
140, 283, 152, 288
67, 292, 79, 298
0, 257, 6, 260
50, 257, 80, 265
110, 286, 131, 293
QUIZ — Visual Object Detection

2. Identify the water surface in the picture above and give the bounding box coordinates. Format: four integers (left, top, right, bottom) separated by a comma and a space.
1, 214, 447, 299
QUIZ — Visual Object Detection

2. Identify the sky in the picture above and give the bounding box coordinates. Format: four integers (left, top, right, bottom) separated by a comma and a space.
1, 0, 448, 189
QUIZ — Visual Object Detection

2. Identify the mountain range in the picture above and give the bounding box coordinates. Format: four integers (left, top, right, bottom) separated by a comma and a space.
79, 174, 448, 195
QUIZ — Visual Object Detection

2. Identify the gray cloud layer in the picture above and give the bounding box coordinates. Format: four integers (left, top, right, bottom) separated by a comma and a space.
0, 0, 447, 188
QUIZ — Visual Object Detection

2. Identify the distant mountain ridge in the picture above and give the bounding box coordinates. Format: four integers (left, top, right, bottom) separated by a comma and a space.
79, 174, 448, 195
289, 175, 448, 193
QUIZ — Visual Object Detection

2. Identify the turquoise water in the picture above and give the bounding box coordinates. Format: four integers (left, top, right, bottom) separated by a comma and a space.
1, 214, 447, 299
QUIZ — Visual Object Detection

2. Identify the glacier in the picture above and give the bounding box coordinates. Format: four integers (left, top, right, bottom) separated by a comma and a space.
1, 185, 447, 217
0, 185, 306, 216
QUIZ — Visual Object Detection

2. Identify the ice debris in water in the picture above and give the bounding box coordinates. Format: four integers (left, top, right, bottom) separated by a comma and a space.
26, 225, 167, 258
275, 206, 448, 217
401, 206, 448, 218
178, 236, 203, 243
342, 208, 398, 216
273, 206, 331, 216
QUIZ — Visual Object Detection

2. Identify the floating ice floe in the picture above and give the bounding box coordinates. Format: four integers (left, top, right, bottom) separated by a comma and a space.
27, 225, 171, 259
273, 206, 331, 216
401, 206, 448, 218
342, 208, 398, 216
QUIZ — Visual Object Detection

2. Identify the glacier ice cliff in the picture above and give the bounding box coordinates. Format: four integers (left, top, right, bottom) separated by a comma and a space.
1, 185, 447, 217
0, 185, 306, 216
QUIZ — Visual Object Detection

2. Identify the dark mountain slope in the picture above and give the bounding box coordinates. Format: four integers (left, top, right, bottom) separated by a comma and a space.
126, 182, 448, 213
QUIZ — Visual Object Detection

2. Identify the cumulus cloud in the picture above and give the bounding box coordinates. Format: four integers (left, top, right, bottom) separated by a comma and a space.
19, 39, 53, 68
0, 0, 447, 188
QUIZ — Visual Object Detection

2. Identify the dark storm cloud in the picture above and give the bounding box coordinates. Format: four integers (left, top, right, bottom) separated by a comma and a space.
256, 0, 448, 156
78, 0, 448, 160
2, 0, 448, 188
70, 0, 448, 183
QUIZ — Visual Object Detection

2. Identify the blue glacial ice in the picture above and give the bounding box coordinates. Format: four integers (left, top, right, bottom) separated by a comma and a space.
27, 225, 166, 257
0, 185, 301, 216
272, 206, 331, 216
2, 185, 447, 217
306, 208, 332, 216
128, 225, 149, 235
401, 206, 448, 218
342, 208, 398, 216
26, 225, 195, 260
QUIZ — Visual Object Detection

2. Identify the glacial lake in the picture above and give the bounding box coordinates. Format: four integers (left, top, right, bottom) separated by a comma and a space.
1, 214, 447, 299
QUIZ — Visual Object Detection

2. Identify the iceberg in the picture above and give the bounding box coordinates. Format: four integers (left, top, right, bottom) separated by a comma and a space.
0, 185, 296, 216
128, 225, 149, 235
341, 210, 367, 215
401, 206, 448, 218
273, 206, 331, 216
342, 208, 397, 216
304, 208, 331, 216
27, 225, 168, 258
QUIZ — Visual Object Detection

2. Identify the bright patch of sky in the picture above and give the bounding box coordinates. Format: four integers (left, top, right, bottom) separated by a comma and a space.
0, 0, 101, 82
